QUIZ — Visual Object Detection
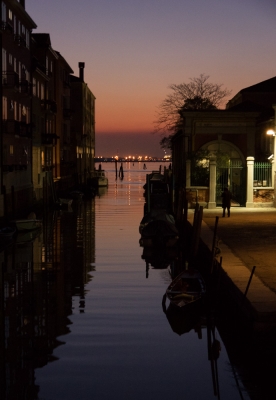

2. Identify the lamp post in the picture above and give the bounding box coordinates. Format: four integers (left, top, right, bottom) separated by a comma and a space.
266, 129, 276, 188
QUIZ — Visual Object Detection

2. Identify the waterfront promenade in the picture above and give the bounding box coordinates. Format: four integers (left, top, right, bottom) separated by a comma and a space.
189, 207, 276, 321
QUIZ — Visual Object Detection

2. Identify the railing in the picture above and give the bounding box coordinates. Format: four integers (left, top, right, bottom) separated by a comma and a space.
3, 120, 31, 137
2, 71, 19, 88
254, 162, 272, 187
42, 133, 59, 146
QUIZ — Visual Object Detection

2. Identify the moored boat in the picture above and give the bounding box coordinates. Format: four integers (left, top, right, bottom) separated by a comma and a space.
12, 219, 42, 232
166, 269, 206, 308
139, 211, 179, 247
58, 198, 73, 208
88, 170, 108, 187
0, 226, 16, 241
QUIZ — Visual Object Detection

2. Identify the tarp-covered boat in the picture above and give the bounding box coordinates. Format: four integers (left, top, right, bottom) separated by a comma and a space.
139, 212, 179, 247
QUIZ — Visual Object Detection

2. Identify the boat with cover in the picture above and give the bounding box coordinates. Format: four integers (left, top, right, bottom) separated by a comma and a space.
13, 219, 42, 232
139, 211, 179, 247
166, 269, 206, 308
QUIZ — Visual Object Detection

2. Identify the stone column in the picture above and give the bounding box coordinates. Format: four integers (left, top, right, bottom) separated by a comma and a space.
246, 156, 254, 208
208, 157, 217, 209
186, 159, 191, 188
274, 171, 276, 208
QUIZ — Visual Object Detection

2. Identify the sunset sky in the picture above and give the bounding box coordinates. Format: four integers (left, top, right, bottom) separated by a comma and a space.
26, 0, 276, 157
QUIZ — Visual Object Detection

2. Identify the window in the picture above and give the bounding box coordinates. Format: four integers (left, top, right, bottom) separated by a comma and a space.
8, 54, 12, 65
14, 101, 18, 120
41, 83, 45, 100
2, 97, 8, 120
26, 30, 30, 48
14, 15, 17, 34
8, 10, 12, 21
2, 49, 7, 73
37, 81, 40, 98
2, 3, 6, 22
32, 78, 36, 96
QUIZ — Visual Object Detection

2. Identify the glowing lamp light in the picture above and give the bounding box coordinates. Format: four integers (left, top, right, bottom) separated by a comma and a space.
267, 129, 276, 136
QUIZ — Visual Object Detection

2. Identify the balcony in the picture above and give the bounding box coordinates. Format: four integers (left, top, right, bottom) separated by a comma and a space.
41, 99, 57, 114
3, 120, 31, 137
42, 133, 59, 146
19, 79, 32, 95
63, 77, 71, 88
14, 34, 26, 47
63, 108, 73, 119
2, 71, 19, 91
2, 22, 13, 34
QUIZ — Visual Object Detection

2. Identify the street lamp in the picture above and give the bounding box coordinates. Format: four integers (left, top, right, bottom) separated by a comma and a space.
266, 129, 276, 187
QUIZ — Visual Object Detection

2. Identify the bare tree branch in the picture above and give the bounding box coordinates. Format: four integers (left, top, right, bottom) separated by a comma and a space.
154, 74, 231, 136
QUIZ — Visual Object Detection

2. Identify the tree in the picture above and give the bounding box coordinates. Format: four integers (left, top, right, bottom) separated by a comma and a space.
182, 95, 217, 110
155, 74, 231, 138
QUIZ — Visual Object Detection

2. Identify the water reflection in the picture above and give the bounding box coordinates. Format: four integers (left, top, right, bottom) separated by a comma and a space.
0, 198, 95, 399
0, 163, 252, 400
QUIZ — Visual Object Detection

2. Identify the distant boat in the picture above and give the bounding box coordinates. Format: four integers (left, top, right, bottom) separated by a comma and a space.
56, 198, 73, 208
0, 226, 16, 241
89, 170, 108, 187
69, 190, 84, 200
166, 269, 206, 309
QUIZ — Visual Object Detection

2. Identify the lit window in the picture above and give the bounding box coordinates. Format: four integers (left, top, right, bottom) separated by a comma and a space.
8, 10, 12, 21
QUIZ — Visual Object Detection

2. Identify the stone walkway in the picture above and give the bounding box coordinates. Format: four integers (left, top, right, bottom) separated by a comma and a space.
188, 208, 276, 321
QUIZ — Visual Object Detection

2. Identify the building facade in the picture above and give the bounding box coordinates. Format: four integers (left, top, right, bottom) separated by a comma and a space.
1, 0, 36, 217
172, 77, 276, 208
1, 1, 96, 217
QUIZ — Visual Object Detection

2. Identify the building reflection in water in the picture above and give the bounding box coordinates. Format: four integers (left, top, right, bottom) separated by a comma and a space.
0, 198, 95, 400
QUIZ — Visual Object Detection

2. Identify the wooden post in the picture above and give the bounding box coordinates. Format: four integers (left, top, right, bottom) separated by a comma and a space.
115, 159, 118, 180
242, 266, 256, 305
11, 185, 15, 217
190, 205, 203, 262
210, 216, 219, 274
146, 174, 150, 213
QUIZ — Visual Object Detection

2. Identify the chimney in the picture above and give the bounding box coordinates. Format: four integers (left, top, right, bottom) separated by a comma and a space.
79, 62, 85, 82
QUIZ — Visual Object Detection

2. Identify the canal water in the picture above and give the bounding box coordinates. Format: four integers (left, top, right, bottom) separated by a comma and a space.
1, 162, 251, 400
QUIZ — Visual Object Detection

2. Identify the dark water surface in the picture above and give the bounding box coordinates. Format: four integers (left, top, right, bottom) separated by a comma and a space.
1, 162, 250, 400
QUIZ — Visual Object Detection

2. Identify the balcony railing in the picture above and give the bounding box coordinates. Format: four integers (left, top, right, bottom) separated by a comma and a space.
41, 99, 57, 114
2, 22, 13, 34
3, 120, 31, 137
63, 108, 73, 119
42, 133, 59, 146
2, 71, 19, 89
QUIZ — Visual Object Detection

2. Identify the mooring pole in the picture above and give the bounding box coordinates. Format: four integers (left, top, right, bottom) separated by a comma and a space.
242, 265, 256, 305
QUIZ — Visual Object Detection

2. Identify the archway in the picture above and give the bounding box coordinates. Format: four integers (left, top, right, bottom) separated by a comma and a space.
200, 140, 246, 206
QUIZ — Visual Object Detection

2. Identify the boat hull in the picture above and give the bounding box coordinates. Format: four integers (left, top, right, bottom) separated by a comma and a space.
13, 219, 42, 232
166, 269, 206, 308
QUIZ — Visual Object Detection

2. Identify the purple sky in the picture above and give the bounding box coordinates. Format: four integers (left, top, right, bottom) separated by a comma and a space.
26, 0, 276, 156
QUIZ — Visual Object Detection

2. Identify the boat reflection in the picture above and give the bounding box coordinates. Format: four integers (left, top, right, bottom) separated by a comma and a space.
0, 199, 96, 399
141, 245, 179, 278
162, 295, 203, 337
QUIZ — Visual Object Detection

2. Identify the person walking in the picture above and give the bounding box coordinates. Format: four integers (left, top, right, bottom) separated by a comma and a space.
221, 187, 232, 217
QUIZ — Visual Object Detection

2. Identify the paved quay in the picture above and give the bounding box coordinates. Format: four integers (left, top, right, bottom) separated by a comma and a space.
188, 207, 276, 323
